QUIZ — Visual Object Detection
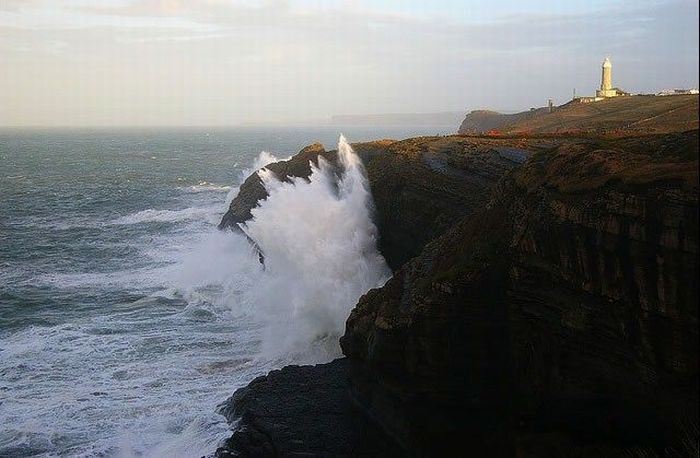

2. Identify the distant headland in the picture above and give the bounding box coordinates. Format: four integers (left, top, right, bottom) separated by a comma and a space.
458, 57, 698, 135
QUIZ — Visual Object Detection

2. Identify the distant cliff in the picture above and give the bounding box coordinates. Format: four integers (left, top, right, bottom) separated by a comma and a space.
459, 95, 699, 135
458, 108, 547, 134
216, 130, 698, 456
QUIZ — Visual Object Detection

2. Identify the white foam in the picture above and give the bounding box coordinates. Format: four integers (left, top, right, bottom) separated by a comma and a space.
110, 207, 221, 226
250, 151, 288, 173
36, 266, 170, 290
180, 181, 232, 193
242, 135, 390, 362
224, 151, 291, 206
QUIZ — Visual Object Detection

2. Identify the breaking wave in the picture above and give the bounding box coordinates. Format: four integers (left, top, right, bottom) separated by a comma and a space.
224, 150, 290, 206
110, 207, 221, 226
242, 135, 390, 362
174, 135, 390, 363
181, 182, 232, 193
0, 134, 390, 457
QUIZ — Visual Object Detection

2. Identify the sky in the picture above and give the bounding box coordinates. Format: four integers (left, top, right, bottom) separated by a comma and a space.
0, 0, 698, 126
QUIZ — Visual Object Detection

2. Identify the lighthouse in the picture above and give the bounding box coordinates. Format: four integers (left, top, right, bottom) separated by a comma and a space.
573, 57, 628, 103
596, 57, 618, 98
601, 58, 612, 91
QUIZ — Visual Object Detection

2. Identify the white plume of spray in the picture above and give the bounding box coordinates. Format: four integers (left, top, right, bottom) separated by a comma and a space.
224, 151, 290, 207
242, 135, 390, 364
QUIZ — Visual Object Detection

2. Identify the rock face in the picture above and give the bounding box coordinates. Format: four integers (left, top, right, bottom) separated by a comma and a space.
219, 142, 330, 231
217, 130, 698, 456
458, 109, 546, 134
215, 359, 401, 457
341, 130, 699, 455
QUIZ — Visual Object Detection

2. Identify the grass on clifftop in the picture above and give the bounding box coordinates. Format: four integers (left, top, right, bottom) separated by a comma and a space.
515, 130, 698, 193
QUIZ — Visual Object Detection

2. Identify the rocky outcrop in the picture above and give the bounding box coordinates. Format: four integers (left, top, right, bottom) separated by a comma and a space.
458, 109, 546, 135
215, 359, 401, 457
218, 142, 330, 230
217, 130, 698, 456
219, 136, 529, 270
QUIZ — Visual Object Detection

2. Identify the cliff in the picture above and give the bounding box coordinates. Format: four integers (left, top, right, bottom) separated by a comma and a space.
458, 108, 547, 134
341, 130, 699, 455
458, 95, 699, 136
220, 135, 526, 270
216, 130, 698, 456
216, 360, 402, 457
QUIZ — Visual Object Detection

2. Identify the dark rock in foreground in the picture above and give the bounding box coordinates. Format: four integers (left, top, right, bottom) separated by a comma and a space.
215, 359, 401, 457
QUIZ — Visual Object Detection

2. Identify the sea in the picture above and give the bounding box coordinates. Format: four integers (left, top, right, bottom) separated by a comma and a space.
0, 125, 453, 457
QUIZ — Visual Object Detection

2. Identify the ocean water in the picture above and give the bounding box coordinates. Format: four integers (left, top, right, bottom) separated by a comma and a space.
0, 125, 452, 457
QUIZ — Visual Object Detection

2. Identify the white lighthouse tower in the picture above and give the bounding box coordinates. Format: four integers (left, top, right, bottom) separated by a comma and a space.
596, 57, 617, 98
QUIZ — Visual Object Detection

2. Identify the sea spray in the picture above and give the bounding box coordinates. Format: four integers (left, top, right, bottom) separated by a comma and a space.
224, 151, 289, 206
242, 135, 391, 363
169, 135, 389, 362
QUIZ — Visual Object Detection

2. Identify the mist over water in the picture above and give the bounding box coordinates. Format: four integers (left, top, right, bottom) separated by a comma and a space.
0, 127, 434, 457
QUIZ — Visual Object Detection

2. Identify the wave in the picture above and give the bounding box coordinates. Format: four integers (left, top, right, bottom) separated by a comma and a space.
109, 207, 220, 226
0, 137, 390, 457
153, 136, 389, 363
36, 266, 173, 291
10, 206, 220, 231
251, 151, 288, 172
180, 181, 232, 193
240, 135, 390, 363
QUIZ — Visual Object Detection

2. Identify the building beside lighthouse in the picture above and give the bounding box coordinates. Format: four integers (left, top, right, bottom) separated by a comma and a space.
573, 57, 629, 103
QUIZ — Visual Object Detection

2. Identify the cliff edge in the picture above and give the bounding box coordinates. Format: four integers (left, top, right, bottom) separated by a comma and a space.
219, 135, 524, 270
341, 130, 698, 455
216, 130, 698, 456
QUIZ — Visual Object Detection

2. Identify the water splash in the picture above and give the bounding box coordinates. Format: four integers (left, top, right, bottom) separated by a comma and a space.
161, 135, 389, 362
242, 135, 390, 363
0, 134, 390, 458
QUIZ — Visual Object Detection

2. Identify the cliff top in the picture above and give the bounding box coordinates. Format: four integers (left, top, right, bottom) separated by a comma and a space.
459, 94, 699, 135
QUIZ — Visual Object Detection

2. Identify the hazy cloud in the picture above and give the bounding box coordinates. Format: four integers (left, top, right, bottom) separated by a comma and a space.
0, 0, 697, 126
